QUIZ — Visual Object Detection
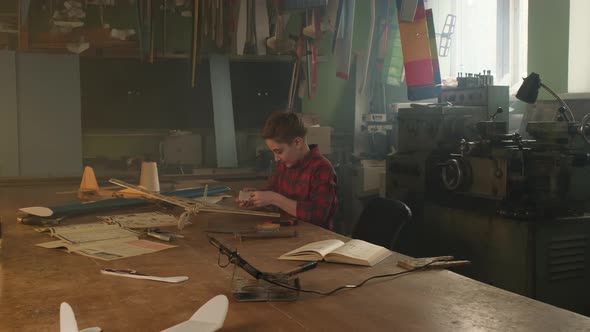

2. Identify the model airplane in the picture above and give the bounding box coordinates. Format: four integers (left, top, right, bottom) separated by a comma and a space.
109, 179, 280, 229
60, 295, 229, 332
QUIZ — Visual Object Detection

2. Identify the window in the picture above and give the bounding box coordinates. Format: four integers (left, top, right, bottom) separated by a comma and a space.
568, 0, 590, 93
426, 0, 528, 93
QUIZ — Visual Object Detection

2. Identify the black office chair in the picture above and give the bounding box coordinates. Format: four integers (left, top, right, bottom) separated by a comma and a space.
352, 197, 412, 250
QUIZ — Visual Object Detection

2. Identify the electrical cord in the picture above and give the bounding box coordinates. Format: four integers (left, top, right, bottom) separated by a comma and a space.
261, 259, 452, 296
209, 236, 452, 296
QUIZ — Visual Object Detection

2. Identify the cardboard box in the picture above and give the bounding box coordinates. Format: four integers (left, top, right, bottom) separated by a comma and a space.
298, 113, 321, 127
306, 126, 332, 154
161, 134, 202, 166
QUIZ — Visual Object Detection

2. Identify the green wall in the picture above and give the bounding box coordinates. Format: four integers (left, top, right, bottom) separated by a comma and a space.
527, 0, 570, 98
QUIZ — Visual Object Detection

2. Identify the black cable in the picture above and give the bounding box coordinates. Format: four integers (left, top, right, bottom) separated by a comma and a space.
261, 259, 451, 296
208, 236, 452, 296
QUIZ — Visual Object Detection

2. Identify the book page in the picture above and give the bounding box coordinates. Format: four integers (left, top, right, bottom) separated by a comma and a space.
279, 239, 345, 261
326, 240, 392, 266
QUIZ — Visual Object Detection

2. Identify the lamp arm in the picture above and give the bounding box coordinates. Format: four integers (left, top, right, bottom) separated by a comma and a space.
540, 82, 575, 122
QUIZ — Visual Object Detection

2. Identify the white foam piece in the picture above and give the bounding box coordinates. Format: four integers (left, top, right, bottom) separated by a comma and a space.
60, 302, 102, 332
162, 295, 229, 332
19, 206, 53, 217
139, 161, 160, 192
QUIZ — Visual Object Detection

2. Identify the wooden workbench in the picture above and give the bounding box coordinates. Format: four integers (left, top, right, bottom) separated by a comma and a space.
1, 182, 589, 332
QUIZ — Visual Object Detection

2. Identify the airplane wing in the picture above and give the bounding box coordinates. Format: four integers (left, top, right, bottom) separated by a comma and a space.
161, 295, 229, 332
60, 302, 102, 332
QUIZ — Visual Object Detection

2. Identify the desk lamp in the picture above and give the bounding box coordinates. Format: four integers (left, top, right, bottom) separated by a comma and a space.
516, 72, 575, 122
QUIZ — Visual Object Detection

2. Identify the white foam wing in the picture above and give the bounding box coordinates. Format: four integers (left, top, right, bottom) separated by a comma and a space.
161, 295, 229, 332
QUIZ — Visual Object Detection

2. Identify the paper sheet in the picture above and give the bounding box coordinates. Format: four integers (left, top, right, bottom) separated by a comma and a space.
37, 237, 176, 261
44, 223, 139, 244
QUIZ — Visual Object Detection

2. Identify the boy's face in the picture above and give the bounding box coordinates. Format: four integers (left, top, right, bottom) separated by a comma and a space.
266, 137, 305, 168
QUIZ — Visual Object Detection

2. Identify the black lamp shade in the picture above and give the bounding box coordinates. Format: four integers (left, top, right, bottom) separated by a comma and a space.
516, 72, 541, 104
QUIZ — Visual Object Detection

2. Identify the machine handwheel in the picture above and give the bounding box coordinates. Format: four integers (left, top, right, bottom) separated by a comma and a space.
441, 159, 464, 191
579, 114, 590, 145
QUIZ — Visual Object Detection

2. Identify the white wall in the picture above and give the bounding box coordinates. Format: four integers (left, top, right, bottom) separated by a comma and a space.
568, 0, 590, 93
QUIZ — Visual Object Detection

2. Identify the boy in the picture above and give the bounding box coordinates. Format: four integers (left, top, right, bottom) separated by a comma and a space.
241, 112, 338, 230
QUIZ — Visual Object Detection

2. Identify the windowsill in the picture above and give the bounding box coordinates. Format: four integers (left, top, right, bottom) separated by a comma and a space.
559, 92, 590, 100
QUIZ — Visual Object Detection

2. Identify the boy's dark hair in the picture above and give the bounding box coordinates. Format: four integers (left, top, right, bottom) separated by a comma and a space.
261, 112, 307, 144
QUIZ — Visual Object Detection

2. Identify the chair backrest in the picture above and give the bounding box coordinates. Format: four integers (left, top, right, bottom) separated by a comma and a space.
352, 197, 412, 250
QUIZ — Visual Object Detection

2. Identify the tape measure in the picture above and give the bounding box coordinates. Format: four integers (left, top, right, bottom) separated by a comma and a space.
255, 223, 280, 232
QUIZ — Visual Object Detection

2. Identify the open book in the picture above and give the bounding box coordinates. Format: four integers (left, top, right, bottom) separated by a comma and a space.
279, 239, 392, 267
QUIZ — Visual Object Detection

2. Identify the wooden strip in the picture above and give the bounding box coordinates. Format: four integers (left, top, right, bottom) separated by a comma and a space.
334, 0, 355, 80
198, 206, 280, 218
254, 0, 269, 55
148, 0, 154, 63
191, 0, 200, 87
238, 229, 297, 239
162, 0, 167, 56
236, 0, 247, 55
136, 0, 144, 62
397, 256, 471, 270
109, 179, 194, 209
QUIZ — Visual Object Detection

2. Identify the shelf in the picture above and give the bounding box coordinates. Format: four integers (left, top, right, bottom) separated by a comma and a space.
162, 52, 327, 63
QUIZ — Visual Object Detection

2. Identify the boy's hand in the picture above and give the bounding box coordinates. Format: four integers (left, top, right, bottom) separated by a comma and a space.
236, 199, 253, 208
236, 188, 256, 207
249, 191, 277, 207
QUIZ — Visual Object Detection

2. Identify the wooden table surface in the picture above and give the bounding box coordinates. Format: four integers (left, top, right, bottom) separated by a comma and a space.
1, 182, 590, 332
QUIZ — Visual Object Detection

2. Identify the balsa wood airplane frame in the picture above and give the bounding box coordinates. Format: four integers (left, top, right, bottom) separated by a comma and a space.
109, 179, 280, 229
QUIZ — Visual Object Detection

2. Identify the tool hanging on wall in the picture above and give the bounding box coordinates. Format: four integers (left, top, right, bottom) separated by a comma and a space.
358, 0, 375, 94
162, 0, 167, 56
368, 0, 390, 111
266, 11, 294, 54
236, 0, 247, 54
216, 0, 224, 48
148, 0, 155, 63
136, 0, 145, 62
331, 0, 343, 54
334, 0, 355, 80
191, 0, 200, 87
243, 0, 258, 54
210, 0, 216, 42
227, 0, 238, 54
287, 57, 301, 112
254, 0, 269, 55
304, 10, 313, 98
296, 29, 307, 100
202, 0, 208, 37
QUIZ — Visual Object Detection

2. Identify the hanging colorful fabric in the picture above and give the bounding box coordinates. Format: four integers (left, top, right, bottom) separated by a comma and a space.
382, 0, 403, 86
426, 8, 441, 85
398, 0, 440, 100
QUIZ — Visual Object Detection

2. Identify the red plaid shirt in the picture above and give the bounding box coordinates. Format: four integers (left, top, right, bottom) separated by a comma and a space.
265, 145, 338, 230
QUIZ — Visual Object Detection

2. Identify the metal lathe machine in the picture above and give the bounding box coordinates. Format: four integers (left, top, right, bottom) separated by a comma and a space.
387, 80, 590, 315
